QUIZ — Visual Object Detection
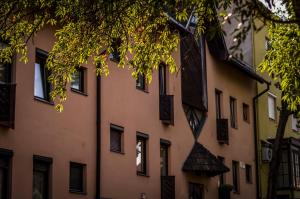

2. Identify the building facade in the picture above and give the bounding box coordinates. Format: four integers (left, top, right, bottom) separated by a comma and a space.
0, 23, 262, 198
254, 23, 300, 199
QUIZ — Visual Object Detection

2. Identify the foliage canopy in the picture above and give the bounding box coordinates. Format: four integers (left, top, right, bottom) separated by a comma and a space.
0, 0, 299, 111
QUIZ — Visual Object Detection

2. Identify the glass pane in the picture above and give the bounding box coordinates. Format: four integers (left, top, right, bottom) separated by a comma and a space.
71, 71, 80, 90
110, 130, 122, 152
34, 63, 45, 99
159, 65, 166, 95
136, 74, 145, 90
0, 168, 7, 199
0, 63, 10, 83
160, 146, 168, 176
33, 170, 47, 199
268, 96, 275, 119
70, 164, 83, 191
136, 140, 142, 172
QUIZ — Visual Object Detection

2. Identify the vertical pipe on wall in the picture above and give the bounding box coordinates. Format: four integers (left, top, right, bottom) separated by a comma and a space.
253, 81, 270, 199
96, 75, 101, 199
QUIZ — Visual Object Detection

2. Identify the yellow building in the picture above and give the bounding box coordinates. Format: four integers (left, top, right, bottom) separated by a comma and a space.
254, 22, 300, 199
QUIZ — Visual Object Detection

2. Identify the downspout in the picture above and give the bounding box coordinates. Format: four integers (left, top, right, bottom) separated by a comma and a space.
253, 80, 270, 199
96, 75, 101, 199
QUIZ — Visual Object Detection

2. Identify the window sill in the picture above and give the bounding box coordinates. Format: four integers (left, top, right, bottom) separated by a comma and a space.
136, 86, 149, 93
69, 189, 87, 195
243, 120, 250, 124
109, 57, 120, 63
71, 88, 88, 96
110, 149, 125, 155
34, 96, 54, 106
137, 172, 149, 177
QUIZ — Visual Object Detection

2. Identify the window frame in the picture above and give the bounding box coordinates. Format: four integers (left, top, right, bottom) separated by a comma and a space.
109, 39, 121, 63
136, 132, 148, 176
268, 93, 277, 121
71, 67, 87, 95
218, 156, 225, 185
34, 49, 52, 104
232, 160, 240, 193
292, 114, 298, 132
230, 97, 238, 129
277, 149, 290, 189
110, 124, 124, 154
69, 162, 86, 194
160, 139, 170, 177
0, 148, 13, 199
292, 150, 300, 189
242, 103, 250, 123
32, 155, 52, 199
136, 73, 147, 92
215, 89, 223, 119
0, 42, 12, 83
159, 64, 167, 95
245, 164, 252, 184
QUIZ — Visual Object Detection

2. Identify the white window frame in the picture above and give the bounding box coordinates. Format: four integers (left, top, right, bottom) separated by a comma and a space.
292, 114, 298, 131
268, 93, 277, 120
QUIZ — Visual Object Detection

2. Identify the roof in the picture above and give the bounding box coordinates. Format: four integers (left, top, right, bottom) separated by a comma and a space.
182, 142, 230, 177
167, 7, 268, 84
206, 25, 267, 84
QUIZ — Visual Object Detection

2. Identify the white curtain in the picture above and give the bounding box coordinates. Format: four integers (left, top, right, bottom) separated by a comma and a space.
34, 63, 44, 99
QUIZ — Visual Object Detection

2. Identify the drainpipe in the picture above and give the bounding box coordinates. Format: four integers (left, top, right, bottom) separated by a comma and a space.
253, 80, 270, 199
96, 75, 101, 199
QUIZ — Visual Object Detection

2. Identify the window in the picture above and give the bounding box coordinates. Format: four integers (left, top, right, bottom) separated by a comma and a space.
292, 115, 298, 131
245, 164, 252, 183
71, 68, 86, 93
34, 50, 51, 102
109, 39, 121, 63
0, 42, 11, 83
292, 151, 300, 188
160, 140, 170, 176
218, 156, 225, 185
243, 103, 250, 123
159, 64, 166, 95
265, 37, 271, 51
230, 97, 237, 128
136, 133, 148, 175
268, 94, 276, 120
189, 183, 204, 199
136, 73, 146, 91
215, 90, 222, 119
110, 124, 124, 153
0, 149, 13, 199
33, 155, 52, 199
277, 150, 289, 188
232, 161, 239, 193
69, 162, 86, 193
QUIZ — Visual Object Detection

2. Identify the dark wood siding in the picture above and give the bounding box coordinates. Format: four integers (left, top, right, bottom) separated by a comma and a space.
180, 34, 207, 111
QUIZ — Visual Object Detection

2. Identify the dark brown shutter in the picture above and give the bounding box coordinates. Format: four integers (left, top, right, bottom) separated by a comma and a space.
180, 34, 206, 111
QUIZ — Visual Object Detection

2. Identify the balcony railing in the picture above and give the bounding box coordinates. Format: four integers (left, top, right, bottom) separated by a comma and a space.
159, 95, 174, 125
161, 176, 175, 199
0, 83, 16, 128
217, 118, 229, 144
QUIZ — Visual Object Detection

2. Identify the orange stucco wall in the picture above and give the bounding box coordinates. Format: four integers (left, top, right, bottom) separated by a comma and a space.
0, 26, 97, 199
0, 26, 257, 199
